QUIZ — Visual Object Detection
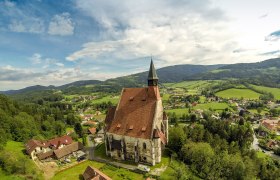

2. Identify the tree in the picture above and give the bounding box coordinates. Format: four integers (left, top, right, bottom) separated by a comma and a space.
168, 126, 187, 152
74, 123, 83, 138
190, 114, 197, 123
181, 142, 215, 179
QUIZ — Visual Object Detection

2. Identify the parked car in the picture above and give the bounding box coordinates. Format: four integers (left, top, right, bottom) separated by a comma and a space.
77, 156, 86, 162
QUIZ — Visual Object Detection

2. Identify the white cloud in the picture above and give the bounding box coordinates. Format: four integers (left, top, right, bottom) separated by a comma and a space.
55, 62, 65, 67
48, 13, 75, 36
30, 53, 42, 64
29, 53, 65, 68
1, 1, 45, 34
0, 66, 123, 90
67, 0, 280, 66
8, 18, 44, 33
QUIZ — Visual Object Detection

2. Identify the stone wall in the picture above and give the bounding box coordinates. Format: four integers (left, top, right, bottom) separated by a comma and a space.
105, 133, 162, 166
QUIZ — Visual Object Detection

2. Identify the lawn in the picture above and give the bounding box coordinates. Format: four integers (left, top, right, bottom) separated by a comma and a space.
0, 141, 42, 179
162, 94, 170, 101
0, 170, 24, 180
251, 85, 280, 100
216, 88, 261, 99
52, 160, 144, 180
4, 141, 26, 158
256, 151, 268, 159
91, 95, 119, 105
248, 109, 269, 115
150, 150, 170, 170
166, 108, 189, 116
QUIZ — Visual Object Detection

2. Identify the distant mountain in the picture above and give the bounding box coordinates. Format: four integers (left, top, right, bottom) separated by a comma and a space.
1, 80, 102, 95
105, 64, 224, 86
1, 85, 55, 95
57, 80, 102, 89
188, 58, 280, 86
2, 58, 280, 95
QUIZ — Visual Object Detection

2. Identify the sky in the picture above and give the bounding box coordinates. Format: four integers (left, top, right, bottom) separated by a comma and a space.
0, 0, 280, 90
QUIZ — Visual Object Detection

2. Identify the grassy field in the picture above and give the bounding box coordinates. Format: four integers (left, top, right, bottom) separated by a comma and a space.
216, 88, 261, 99
256, 151, 268, 159
0, 141, 42, 179
248, 109, 269, 115
4, 141, 26, 157
162, 94, 170, 101
91, 95, 119, 105
52, 160, 144, 180
166, 108, 189, 116
251, 85, 280, 100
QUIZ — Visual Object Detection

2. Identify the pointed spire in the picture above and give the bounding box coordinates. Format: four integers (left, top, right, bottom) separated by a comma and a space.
148, 58, 158, 86
148, 58, 158, 80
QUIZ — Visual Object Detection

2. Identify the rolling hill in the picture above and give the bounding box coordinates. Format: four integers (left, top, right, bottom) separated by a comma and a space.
2, 57, 280, 95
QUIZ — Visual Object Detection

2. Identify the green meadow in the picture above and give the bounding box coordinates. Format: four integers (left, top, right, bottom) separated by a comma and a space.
52, 160, 144, 180
251, 85, 280, 99
216, 88, 261, 99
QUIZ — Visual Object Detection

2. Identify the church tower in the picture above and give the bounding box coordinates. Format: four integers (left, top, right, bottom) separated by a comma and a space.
148, 59, 159, 86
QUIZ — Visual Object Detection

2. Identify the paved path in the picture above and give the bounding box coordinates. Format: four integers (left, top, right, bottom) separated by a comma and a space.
86, 135, 95, 160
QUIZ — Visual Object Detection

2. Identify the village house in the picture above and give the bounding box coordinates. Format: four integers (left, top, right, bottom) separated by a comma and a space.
25, 135, 84, 161
104, 60, 168, 166
260, 119, 280, 135
25, 135, 73, 160
83, 166, 112, 180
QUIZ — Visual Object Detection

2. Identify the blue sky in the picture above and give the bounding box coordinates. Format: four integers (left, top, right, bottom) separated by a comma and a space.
0, 0, 280, 90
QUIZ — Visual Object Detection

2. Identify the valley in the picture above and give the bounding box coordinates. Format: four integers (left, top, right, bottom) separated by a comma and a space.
1, 77, 280, 179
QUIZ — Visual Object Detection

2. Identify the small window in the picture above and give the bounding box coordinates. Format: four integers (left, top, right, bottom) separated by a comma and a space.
129, 125, 133, 130
143, 157, 147, 161
143, 143, 146, 150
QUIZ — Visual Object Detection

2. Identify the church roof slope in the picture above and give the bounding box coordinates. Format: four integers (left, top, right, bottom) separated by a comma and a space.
106, 87, 159, 139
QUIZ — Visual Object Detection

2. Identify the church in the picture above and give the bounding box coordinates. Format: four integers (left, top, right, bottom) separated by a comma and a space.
104, 60, 168, 166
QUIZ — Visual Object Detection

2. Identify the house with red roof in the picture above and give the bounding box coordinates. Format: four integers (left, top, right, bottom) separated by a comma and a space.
260, 119, 280, 135
25, 135, 73, 160
83, 166, 112, 180
104, 60, 168, 166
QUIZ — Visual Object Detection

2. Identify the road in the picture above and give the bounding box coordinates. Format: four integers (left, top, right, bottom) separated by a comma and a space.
251, 124, 280, 161
86, 135, 95, 160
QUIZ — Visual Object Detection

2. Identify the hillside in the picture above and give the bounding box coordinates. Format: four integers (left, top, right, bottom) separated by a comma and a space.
189, 58, 280, 87
2, 58, 280, 96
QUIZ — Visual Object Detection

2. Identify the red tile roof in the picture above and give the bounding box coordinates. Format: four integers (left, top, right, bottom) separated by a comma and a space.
25, 139, 47, 155
48, 135, 73, 149
25, 135, 73, 154
88, 127, 97, 134
83, 166, 112, 180
37, 150, 54, 160
105, 87, 160, 139
53, 142, 83, 159
84, 121, 96, 126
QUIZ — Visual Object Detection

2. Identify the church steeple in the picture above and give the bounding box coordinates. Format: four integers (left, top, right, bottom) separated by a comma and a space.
148, 58, 158, 86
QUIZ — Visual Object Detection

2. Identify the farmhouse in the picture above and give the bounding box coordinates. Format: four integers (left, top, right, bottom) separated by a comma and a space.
260, 119, 280, 135
104, 60, 168, 165
25, 135, 84, 160
25, 135, 73, 160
